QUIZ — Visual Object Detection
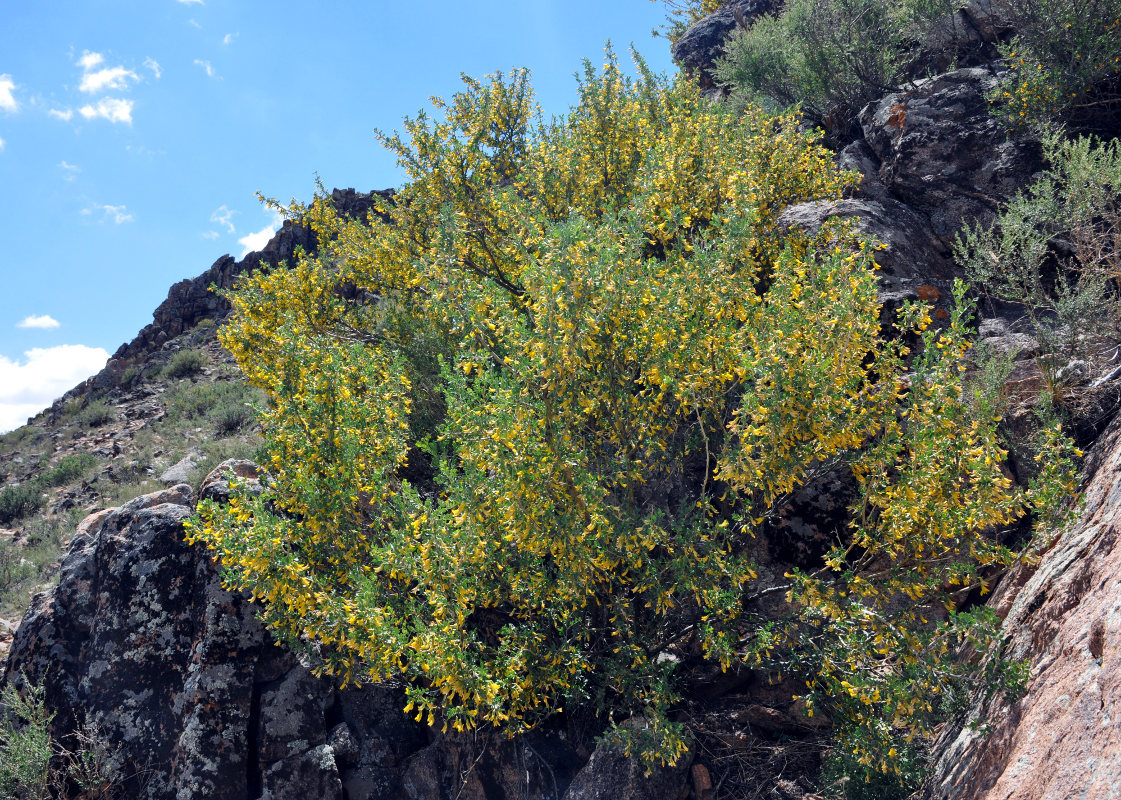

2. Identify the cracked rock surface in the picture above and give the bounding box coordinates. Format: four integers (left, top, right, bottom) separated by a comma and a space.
922, 414, 1121, 800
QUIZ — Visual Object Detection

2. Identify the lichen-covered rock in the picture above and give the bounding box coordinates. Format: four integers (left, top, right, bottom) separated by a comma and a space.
261, 745, 344, 800
776, 198, 955, 285
198, 458, 263, 504
921, 412, 1121, 800
2, 486, 264, 799
562, 729, 691, 800
402, 729, 586, 800
670, 0, 781, 94
0, 483, 430, 800
859, 68, 1043, 245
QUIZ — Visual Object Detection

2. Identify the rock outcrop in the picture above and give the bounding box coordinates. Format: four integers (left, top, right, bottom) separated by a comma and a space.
858, 68, 1043, 245
920, 413, 1121, 800
0, 462, 691, 800
669, 0, 781, 94
757, 68, 1044, 317
112, 188, 385, 364
776, 197, 954, 286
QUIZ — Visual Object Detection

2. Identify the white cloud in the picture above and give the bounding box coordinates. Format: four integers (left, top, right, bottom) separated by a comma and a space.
188, 18, 202, 28
17, 315, 60, 330
194, 59, 218, 79
0, 74, 18, 112
78, 97, 134, 124
202, 231, 220, 240
59, 161, 80, 180
80, 65, 139, 94
177, 0, 205, 4
48, 108, 74, 122
77, 51, 104, 71
0, 136, 4, 151
238, 213, 283, 256
83, 203, 134, 224
222, 33, 239, 45
0, 345, 109, 433
143, 58, 162, 79
209, 204, 237, 233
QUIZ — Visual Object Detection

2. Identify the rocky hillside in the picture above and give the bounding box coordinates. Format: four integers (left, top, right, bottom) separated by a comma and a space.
2, 3, 1120, 799
0, 189, 384, 649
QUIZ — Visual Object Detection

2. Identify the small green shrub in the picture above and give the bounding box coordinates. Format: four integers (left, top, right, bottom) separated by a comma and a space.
213, 403, 254, 436
0, 426, 39, 451
60, 398, 83, 419
165, 381, 262, 438
0, 540, 37, 603
0, 675, 54, 800
715, 0, 950, 133
167, 381, 247, 420
0, 484, 44, 526
956, 131, 1121, 393
0, 674, 127, 800
0, 514, 82, 617
77, 401, 116, 429
38, 454, 98, 489
164, 349, 208, 379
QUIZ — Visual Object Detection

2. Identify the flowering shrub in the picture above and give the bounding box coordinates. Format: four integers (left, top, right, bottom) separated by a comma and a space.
187, 53, 1075, 770
994, 0, 1121, 129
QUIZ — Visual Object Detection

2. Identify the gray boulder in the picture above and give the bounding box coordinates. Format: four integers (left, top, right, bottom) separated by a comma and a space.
671, 0, 782, 93
776, 198, 955, 284
859, 68, 1043, 245
0, 482, 426, 800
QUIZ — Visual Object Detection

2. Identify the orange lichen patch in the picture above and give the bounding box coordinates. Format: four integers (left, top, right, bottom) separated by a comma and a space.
887, 102, 907, 130
917, 284, 942, 302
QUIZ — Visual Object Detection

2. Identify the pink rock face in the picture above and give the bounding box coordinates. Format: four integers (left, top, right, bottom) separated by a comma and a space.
924, 417, 1121, 800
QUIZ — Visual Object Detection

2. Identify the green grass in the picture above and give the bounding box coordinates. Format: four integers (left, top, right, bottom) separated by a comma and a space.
165, 380, 263, 436
0, 513, 81, 618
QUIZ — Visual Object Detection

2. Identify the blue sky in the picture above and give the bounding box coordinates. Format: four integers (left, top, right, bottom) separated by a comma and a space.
0, 1, 678, 431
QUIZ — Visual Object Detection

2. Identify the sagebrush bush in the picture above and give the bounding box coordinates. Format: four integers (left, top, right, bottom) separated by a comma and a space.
0, 484, 44, 526
213, 403, 254, 436
38, 454, 98, 489
168, 381, 248, 419
956, 132, 1121, 393
189, 52, 1076, 771
164, 349, 208, 379
76, 401, 115, 429
0, 676, 53, 800
166, 380, 260, 436
715, 0, 951, 134
0, 674, 125, 800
